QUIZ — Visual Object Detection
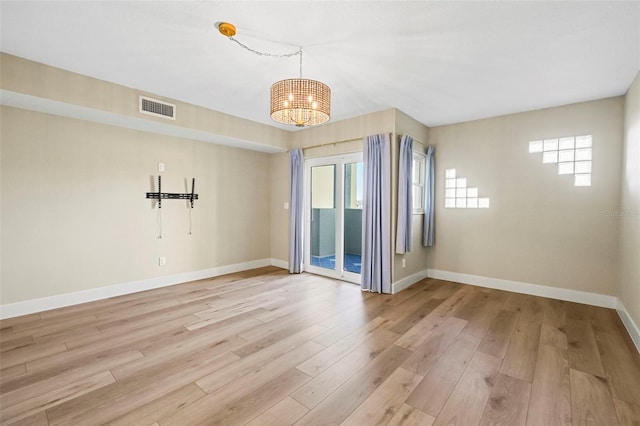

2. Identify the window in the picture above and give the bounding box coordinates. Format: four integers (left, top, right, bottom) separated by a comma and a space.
412, 151, 426, 214
529, 135, 592, 186
444, 168, 489, 209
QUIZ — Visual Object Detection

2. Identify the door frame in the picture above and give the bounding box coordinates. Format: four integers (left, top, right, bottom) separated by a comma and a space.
304, 152, 363, 284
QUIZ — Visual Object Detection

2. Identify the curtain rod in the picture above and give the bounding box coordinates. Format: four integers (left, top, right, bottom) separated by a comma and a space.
288, 132, 414, 152
299, 136, 363, 152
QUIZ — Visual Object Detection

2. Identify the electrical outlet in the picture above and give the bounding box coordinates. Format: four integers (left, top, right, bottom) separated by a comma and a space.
158, 162, 165, 172
159, 256, 166, 266
402, 258, 406, 268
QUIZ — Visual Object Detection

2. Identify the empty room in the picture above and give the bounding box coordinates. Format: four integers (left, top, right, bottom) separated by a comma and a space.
1, 1, 639, 425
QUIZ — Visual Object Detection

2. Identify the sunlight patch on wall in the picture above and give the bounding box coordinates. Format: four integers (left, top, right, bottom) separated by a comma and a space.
529, 135, 592, 186
444, 168, 489, 208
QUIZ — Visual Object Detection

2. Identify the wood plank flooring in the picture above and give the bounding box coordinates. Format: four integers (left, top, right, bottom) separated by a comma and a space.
1, 267, 639, 425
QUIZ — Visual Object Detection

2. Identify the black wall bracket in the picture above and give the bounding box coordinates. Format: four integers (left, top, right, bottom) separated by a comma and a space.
146, 176, 198, 208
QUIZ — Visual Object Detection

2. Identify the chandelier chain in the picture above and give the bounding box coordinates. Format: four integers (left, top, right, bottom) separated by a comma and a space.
228, 37, 301, 59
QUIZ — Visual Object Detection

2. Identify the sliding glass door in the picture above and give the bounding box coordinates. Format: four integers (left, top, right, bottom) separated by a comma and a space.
305, 153, 363, 284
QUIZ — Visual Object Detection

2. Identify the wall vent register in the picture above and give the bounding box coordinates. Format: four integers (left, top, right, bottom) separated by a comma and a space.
529, 135, 592, 186
139, 96, 176, 120
444, 169, 489, 208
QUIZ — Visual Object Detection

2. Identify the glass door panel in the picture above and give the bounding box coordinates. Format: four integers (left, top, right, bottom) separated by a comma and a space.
310, 165, 336, 271
343, 162, 363, 275
305, 153, 362, 284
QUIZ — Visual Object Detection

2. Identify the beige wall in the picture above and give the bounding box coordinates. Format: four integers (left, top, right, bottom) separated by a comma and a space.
427, 97, 624, 296
619, 72, 640, 328
270, 152, 290, 265
291, 109, 395, 152
1, 107, 271, 304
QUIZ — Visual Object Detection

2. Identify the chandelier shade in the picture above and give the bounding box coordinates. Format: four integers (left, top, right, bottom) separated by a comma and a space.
270, 78, 331, 127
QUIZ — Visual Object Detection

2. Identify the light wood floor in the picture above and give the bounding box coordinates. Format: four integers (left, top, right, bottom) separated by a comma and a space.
1, 267, 639, 426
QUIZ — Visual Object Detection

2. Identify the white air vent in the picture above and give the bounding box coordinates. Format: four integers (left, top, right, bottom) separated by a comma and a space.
139, 96, 176, 120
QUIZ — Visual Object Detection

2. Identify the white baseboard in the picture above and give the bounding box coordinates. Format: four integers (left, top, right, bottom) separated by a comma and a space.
426, 269, 640, 354
616, 300, 640, 353
426, 269, 618, 309
270, 258, 289, 270
0, 258, 273, 319
393, 269, 429, 294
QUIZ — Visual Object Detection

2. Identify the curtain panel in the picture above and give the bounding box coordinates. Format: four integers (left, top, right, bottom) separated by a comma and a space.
289, 149, 304, 273
423, 145, 435, 247
395, 134, 413, 254
361, 133, 392, 293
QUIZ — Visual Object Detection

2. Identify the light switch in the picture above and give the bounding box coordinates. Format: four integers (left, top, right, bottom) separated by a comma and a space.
284, 202, 289, 209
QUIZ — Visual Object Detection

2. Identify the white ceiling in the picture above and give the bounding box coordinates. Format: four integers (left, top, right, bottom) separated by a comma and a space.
1, 1, 639, 130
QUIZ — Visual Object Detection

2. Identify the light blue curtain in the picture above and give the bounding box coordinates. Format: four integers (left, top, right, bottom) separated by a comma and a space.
362, 133, 391, 293
423, 146, 435, 247
289, 149, 304, 273
395, 134, 413, 254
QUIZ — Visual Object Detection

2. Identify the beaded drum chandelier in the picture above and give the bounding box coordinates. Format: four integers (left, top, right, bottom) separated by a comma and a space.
217, 22, 331, 127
